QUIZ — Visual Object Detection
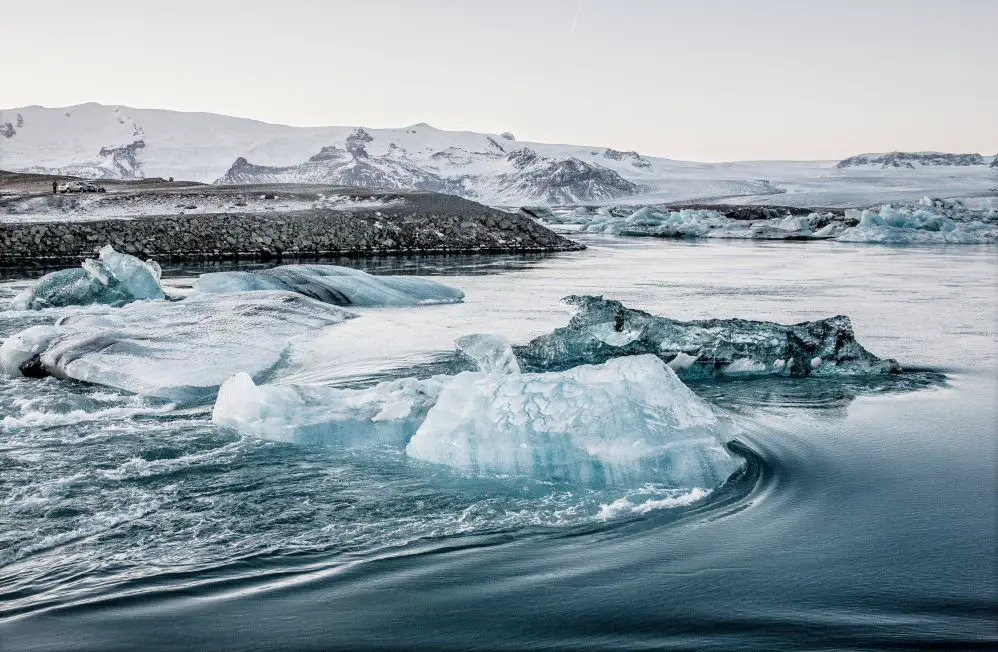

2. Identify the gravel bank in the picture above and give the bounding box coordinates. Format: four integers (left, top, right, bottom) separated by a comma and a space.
0, 185, 582, 265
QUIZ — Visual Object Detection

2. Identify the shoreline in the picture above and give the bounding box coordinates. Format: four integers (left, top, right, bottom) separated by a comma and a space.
0, 184, 583, 266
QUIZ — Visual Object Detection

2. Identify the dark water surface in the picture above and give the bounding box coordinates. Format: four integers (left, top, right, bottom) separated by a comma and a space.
1, 237, 995, 650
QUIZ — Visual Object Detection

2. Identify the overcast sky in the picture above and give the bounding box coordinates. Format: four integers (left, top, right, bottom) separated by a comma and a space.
2, 0, 995, 161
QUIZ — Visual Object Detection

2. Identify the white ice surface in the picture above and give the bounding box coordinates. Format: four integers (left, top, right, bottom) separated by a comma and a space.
193, 265, 465, 307
1, 291, 355, 401
406, 355, 742, 486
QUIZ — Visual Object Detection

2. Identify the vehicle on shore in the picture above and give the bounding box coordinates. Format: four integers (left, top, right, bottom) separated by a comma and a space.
58, 181, 106, 193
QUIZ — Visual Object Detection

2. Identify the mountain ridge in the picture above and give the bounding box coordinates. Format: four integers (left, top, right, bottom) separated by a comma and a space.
1, 103, 995, 207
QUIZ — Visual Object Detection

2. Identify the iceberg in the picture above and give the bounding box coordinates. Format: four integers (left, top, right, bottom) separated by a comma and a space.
1, 291, 355, 402
10, 245, 165, 310
406, 355, 742, 487
514, 295, 900, 378
584, 207, 729, 238
212, 354, 743, 488
836, 200, 998, 244
455, 334, 521, 374
212, 371, 445, 444
193, 264, 465, 307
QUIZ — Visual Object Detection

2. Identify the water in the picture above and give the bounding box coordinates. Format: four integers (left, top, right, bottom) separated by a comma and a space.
1, 237, 995, 650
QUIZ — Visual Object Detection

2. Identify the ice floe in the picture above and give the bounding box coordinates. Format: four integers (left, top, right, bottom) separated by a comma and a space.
532, 198, 997, 244
836, 198, 998, 244
406, 355, 741, 486
1, 292, 355, 402
10, 245, 165, 310
515, 295, 900, 378
193, 264, 465, 306
212, 354, 743, 488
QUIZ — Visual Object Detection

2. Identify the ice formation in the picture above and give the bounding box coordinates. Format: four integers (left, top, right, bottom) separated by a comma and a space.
212, 372, 445, 444
1, 292, 355, 402
193, 264, 465, 307
514, 295, 900, 378
583, 207, 730, 238
836, 198, 998, 244
455, 334, 521, 374
10, 245, 165, 310
406, 355, 742, 486
212, 354, 743, 487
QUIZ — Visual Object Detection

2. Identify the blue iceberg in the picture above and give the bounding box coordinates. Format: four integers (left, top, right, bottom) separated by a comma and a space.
10, 245, 166, 310
193, 264, 465, 307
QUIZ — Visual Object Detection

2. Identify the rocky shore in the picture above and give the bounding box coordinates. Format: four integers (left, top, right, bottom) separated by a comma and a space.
0, 184, 582, 266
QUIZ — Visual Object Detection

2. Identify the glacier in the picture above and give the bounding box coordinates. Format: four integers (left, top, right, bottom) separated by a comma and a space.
193, 264, 465, 307
1, 292, 355, 402
212, 354, 743, 488
514, 295, 900, 378
406, 355, 742, 487
10, 245, 165, 310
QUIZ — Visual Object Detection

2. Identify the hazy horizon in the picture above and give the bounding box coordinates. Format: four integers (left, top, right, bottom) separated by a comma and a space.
2, 0, 995, 162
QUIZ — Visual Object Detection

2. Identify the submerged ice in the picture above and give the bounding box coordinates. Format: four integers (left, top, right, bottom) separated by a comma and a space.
10, 245, 165, 310
1, 292, 354, 402
193, 264, 465, 307
515, 295, 900, 378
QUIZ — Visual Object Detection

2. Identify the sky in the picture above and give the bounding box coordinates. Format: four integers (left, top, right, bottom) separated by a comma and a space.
1, 0, 995, 161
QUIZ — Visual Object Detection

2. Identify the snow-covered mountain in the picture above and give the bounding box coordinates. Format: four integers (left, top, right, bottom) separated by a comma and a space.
1, 103, 995, 207
836, 152, 990, 169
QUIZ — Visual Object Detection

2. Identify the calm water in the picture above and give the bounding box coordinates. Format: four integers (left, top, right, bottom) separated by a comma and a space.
1, 237, 995, 650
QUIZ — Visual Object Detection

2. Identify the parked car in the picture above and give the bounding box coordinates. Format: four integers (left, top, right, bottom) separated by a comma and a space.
58, 181, 106, 193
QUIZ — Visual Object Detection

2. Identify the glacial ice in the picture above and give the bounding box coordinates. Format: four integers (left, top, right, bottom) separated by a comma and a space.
584, 207, 729, 238
1, 292, 355, 402
193, 264, 465, 307
212, 371, 445, 444
455, 334, 521, 374
212, 354, 743, 488
406, 355, 742, 486
533, 198, 997, 245
514, 295, 900, 378
10, 245, 165, 310
837, 199, 998, 244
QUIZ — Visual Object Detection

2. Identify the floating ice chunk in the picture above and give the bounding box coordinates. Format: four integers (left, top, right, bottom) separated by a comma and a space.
776, 215, 812, 233
456, 334, 520, 374
1, 292, 355, 402
515, 295, 900, 378
406, 355, 743, 487
212, 372, 444, 444
585, 207, 728, 238
193, 265, 464, 307
836, 201, 998, 244
10, 245, 165, 310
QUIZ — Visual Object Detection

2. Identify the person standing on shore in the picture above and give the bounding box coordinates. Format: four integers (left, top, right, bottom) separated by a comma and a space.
52, 181, 57, 194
